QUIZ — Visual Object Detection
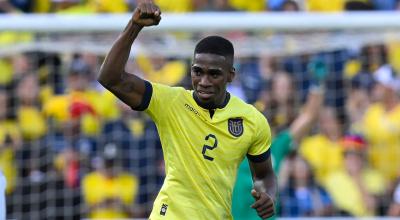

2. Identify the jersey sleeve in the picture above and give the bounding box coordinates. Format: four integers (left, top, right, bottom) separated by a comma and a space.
144, 82, 181, 122
247, 112, 272, 163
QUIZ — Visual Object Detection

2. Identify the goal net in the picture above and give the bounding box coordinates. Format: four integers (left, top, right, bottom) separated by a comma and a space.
1, 12, 400, 219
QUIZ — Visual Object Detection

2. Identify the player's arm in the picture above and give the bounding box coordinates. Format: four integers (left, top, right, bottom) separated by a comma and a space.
249, 155, 277, 219
97, 0, 161, 109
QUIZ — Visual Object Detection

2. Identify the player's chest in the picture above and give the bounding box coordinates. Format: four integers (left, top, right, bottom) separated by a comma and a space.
167, 104, 253, 161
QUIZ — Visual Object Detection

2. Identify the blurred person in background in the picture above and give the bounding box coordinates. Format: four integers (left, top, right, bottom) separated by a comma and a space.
52, 0, 128, 13
101, 100, 164, 216
233, 79, 324, 219
388, 177, 400, 216
229, 0, 265, 11
325, 134, 387, 217
278, 154, 333, 217
82, 143, 139, 219
306, 0, 373, 12
16, 73, 47, 141
362, 63, 400, 185
136, 54, 188, 86
280, 0, 300, 11
0, 0, 32, 13
155, 0, 193, 12
43, 54, 119, 154
0, 88, 21, 196
345, 73, 374, 134
299, 106, 346, 185
264, 71, 298, 134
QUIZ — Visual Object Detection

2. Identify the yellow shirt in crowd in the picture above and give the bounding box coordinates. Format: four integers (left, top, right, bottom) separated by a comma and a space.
155, 0, 193, 12
0, 120, 20, 194
17, 106, 47, 140
136, 56, 187, 86
325, 168, 386, 216
300, 134, 344, 184
229, 0, 265, 11
362, 103, 400, 181
82, 171, 139, 219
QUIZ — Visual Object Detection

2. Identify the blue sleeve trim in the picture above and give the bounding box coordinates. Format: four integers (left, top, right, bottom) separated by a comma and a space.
247, 149, 271, 163
132, 81, 153, 111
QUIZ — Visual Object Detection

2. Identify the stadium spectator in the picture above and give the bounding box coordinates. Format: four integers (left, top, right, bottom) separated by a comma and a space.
136, 55, 188, 86
362, 63, 400, 182
325, 134, 387, 216
279, 154, 334, 217
82, 143, 139, 219
155, 0, 193, 12
299, 106, 345, 184
267, 71, 299, 134
16, 73, 47, 141
233, 85, 324, 219
211, 0, 236, 11
0, 0, 29, 13
280, 0, 300, 11
370, 0, 397, 10
306, 0, 346, 11
229, 0, 265, 11
101, 101, 164, 215
345, 73, 374, 133
236, 57, 265, 104
0, 88, 20, 194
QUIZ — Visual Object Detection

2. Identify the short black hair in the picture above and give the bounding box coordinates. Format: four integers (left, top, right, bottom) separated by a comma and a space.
194, 36, 234, 63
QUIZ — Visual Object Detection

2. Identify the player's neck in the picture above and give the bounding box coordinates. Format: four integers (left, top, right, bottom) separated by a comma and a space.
193, 92, 230, 110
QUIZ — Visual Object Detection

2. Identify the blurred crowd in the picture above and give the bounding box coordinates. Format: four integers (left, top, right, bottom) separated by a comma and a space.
1, 0, 400, 13
1, 39, 400, 219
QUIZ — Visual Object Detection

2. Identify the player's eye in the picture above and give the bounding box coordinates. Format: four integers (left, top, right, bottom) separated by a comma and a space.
209, 70, 222, 79
192, 67, 202, 76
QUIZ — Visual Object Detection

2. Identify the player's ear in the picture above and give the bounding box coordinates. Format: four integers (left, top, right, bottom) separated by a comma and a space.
228, 67, 235, 83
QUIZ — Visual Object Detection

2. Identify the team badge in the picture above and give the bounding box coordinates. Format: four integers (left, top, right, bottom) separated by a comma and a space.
228, 118, 244, 137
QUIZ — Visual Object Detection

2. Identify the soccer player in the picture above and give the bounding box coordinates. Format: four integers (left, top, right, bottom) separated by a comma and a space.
97, 1, 277, 219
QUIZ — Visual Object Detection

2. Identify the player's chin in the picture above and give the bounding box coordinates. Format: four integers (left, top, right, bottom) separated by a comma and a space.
196, 91, 215, 102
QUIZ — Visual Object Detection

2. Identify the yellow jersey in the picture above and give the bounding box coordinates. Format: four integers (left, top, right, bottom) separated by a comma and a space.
143, 82, 271, 220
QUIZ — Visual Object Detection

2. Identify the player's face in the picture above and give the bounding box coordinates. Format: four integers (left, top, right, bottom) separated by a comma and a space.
191, 53, 234, 107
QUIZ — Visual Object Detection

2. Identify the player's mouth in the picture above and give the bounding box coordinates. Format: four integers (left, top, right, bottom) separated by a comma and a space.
197, 90, 214, 100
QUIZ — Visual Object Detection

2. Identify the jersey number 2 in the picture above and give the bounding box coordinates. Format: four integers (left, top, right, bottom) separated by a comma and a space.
202, 134, 218, 161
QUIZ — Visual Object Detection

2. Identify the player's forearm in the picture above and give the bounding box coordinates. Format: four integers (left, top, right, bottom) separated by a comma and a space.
250, 157, 277, 201
98, 20, 143, 88
254, 174, 277, 202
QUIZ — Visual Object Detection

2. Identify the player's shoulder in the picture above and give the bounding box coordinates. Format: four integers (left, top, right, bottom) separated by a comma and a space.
228, 95, 269, 133
231, 95, 267, 121
151, 82, 186, 92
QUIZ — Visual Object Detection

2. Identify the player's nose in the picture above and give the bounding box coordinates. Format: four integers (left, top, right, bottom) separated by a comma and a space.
198, 75, 212, 86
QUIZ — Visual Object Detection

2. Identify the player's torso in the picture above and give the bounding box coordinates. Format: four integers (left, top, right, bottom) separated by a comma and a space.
151, 90, 257, 220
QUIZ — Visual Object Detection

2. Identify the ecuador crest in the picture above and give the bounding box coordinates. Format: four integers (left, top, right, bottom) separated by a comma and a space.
228, 118, 243, 137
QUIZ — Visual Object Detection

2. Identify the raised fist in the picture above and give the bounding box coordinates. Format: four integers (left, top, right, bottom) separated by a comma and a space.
132, 0, 162, 27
